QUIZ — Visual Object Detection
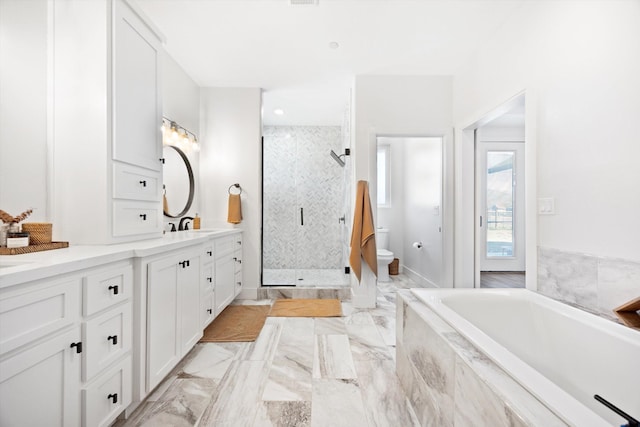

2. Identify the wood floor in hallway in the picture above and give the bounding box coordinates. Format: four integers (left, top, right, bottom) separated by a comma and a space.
480, 271, 526, 288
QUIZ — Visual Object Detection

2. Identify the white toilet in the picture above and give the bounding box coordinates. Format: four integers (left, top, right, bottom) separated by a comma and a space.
376, 228, 394, 282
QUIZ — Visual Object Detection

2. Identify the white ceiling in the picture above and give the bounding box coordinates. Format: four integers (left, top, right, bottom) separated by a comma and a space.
134, 0, 526, 126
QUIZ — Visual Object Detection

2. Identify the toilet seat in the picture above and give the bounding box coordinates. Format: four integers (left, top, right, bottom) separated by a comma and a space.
377, 249, 393, 257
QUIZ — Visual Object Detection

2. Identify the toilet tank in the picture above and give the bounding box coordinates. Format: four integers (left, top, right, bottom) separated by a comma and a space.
377, 228, 389, 250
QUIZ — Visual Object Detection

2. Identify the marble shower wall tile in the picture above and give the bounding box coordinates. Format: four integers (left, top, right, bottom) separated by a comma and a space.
538, 246, 640, 319
263, 126, 344, 270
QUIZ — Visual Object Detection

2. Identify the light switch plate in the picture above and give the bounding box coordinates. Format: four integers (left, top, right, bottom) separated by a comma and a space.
538, 198, 555, 215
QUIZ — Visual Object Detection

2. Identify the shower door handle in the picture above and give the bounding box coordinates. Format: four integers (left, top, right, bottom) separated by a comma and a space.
300, 208, 304, 226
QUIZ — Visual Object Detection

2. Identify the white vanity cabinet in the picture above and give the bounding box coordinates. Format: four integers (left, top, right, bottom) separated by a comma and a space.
214, 236, 237, 315
234, 235, 243, 296
146, 247, 202, 391
0, 260, 134, 427
53, 0, 163, 244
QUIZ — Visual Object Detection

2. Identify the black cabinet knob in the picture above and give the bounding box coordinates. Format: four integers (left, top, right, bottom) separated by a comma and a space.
108, 393, 118, 404
159, 158, 165, 164
70, 342, 83, 354
107, 335, 118, 345
139, 180, 147, 187
207, 308, 212, 314
139, 214, 147, 221
108, 285, 119, 295
179, 260, 190, 268
207, 277, 212, 283
207, 251, 212, 256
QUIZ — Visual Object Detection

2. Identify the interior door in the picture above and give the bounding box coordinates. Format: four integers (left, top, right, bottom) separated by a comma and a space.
477, 142, 525, 272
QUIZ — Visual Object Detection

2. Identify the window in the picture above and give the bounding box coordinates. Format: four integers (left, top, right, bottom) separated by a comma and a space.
377, 145, 390, 206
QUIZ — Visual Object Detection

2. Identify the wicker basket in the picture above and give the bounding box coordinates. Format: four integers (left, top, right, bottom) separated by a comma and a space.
389, 258, 399, 275
21, 222, 53, 245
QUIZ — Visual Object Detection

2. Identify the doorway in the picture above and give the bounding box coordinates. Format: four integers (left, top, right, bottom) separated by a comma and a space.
474, 95, 526, 288
376, 136, 444, 288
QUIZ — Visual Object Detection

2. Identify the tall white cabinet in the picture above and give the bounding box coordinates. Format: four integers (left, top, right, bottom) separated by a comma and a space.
53, 0, 163, 244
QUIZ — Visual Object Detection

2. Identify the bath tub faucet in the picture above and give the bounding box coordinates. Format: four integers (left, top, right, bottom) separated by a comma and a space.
178, 216, 194, 231
594, 394, 639, 427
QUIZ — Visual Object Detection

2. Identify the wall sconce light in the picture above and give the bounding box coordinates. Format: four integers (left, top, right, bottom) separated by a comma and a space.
161, 117, 199, 152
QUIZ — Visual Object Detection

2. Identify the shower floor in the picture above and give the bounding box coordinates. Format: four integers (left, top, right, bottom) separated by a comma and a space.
263, 268, 349, 287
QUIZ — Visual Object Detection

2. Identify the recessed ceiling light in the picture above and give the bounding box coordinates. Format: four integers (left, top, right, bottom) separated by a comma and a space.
329, 41, 339, 50
273, 108, 284, 116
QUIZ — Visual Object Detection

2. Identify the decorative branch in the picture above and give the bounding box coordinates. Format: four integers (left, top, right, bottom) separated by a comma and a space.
0, 209, 33, 224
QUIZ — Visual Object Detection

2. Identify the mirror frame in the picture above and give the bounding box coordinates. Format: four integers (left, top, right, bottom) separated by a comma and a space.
163, 145, 195, 218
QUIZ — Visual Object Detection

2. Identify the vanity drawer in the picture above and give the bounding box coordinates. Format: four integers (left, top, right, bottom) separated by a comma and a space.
200, 292, 215, 328
234, 270, 242, 296
113, 162, 161, 201
0, 278, 80, 355
83, 262, 132, 316
202, 244, 214, 263
215, 236, 235, 258
201, 264, 214, 294
83, 356, 132, 427
83, 302, 132, 381
112, 200, 162, 236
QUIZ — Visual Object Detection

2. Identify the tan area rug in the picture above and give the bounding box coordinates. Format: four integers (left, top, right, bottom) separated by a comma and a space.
268, 299, 342, 317
200, 305, 270, 342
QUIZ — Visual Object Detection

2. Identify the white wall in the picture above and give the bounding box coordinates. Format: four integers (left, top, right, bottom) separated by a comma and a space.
161, 53, 201, 223
454, 1, 640, 266
0, 0, 49, 221
376, 139, 405, 265
200, 88, 262, 298
353, 75, 454, 305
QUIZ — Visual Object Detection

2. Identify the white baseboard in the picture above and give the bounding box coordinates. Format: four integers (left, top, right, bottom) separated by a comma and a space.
402, 265, 439, 288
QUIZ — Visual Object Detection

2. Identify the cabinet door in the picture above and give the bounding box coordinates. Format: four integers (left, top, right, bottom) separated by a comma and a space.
146, 257, 180, 391
215, 254, 235, 315
0, 327, 81, 427
113, 0, 162, 171
179, 255, 202, 353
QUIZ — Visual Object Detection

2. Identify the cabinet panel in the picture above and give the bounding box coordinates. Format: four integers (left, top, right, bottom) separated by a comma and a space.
83, 263, 132, 316
113, 200, 162, 236
83, 356, 132, 427
0, 279, 80, 356
146, 257, 180, 390
113, 162, 161, 201
235, 270, 243, 297
215, 236, 235, 257
215, 255, 235, 316
84, 302, 132, 382
0, 327, 81, 427
180, 255, 202, 353
113, 0, 162, 171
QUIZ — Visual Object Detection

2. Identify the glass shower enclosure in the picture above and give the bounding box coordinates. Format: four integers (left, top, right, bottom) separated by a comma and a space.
262, 126, 349, 287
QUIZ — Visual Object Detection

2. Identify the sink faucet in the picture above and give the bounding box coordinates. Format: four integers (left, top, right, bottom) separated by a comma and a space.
178, 216, 194, 231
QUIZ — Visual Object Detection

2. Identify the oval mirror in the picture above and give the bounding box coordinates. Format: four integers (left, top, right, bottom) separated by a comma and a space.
163, 145, 194, 218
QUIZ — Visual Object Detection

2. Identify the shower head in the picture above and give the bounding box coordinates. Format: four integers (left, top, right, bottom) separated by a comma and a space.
330, 150, 345, 167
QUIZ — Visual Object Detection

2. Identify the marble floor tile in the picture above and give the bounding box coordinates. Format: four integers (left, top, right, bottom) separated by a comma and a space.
120, 274, 420, 427
254, 401, 312, 427
313, 334, 357, 379
311, 379, 368, 427
262, 344, 314, 401
314, 317, 347, 335
346, 323, 393, 362
198, 360, 269, 425
354, 358, 420, 427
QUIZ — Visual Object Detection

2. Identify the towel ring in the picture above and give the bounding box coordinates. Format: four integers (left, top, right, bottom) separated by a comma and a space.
228, 183, 242, 195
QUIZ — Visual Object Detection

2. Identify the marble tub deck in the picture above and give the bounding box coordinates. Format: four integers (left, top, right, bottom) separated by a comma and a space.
115, 275, 420, 427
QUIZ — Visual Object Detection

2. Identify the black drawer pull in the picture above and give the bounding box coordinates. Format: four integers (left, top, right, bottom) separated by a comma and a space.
207, 250, 212, 256
207, 277, 212, 283
179, 260, 190, 268
237, 240, 241, 245
108, 393, 118, 404
108, 285, 119, 295
107, 335, 118, 345
139, 180, 147, 187
139, 214, 147, 221
159, 158, 165, 164
207, 308, 212, 314
237, 281, 242, 286
70, 342, 83, 354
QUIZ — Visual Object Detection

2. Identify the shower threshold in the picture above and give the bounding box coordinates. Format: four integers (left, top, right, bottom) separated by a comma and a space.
263, 268, 349, 287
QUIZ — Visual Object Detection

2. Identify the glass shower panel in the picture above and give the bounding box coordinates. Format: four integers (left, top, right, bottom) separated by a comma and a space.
485, 151, 515, 258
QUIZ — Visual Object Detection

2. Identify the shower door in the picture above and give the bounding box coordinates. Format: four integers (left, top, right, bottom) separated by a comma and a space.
262, 126, 347, 286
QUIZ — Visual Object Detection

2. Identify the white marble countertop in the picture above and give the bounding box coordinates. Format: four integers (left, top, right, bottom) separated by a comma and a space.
0, 228, 241, 289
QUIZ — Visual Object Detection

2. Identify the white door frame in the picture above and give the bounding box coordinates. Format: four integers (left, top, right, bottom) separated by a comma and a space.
454, 91, 538, 290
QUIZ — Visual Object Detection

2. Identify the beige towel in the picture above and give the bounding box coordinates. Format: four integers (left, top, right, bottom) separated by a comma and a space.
227, 194, 242, 224
350, 180, 377, 282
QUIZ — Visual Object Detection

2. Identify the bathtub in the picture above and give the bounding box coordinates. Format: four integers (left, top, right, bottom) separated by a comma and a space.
410, 288, 640, 427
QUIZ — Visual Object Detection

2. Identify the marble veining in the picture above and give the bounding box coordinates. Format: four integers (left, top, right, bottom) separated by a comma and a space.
116, 274, 420, 427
